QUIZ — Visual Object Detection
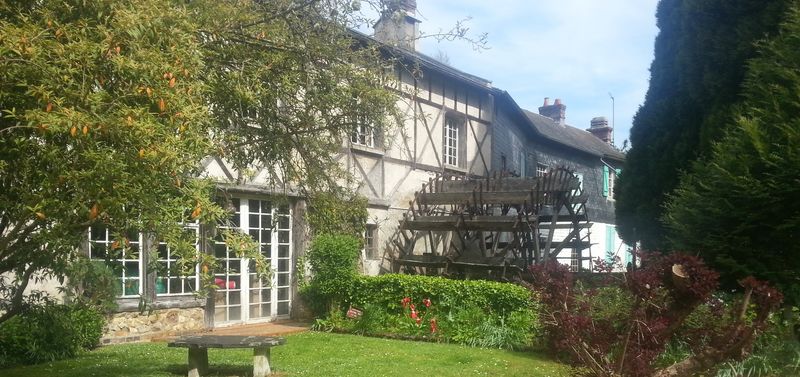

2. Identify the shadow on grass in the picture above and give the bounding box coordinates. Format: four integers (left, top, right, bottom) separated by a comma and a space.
165, 363, 253, 376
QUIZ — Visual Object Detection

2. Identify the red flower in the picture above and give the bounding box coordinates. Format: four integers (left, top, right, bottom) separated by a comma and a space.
410, 303, 415, 311
416, 317, 422, 325
422, 298, 431, 307
430, 318, 438, 333
401, 297, 411, 308
411, 309, 418, 319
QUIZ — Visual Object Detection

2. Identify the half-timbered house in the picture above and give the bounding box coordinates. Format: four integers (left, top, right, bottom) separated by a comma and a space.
69, 0, 631, 343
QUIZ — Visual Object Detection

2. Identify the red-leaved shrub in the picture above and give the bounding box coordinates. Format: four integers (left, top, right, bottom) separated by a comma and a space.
526, 252, 782, 377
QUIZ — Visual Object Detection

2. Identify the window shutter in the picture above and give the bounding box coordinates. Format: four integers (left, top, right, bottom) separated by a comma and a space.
625, 245, 633, 265
602, 165, 609, 197
526, 153, 536, 177
605, 225, 615, 263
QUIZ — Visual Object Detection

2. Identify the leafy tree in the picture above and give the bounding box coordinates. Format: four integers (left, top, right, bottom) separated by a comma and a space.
0, 0, 218, 323
615, 0, 791, 249
0, 0, 435, 324
306, 190, 369, 238
664, 6, 800, 303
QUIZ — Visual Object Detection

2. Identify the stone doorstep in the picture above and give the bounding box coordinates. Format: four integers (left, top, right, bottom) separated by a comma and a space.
101, 335, 142, 345
208, 321, 311, 337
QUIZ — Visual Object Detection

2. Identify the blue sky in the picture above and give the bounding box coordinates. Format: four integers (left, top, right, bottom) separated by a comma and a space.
380, 0, 660, 148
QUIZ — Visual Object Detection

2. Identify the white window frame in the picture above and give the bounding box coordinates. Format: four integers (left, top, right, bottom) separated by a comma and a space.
87, 227, 144, 298
214, 196, 293, 324
608, 169, 616, 200
536, 163, 548, 177
155, 224, 200, 297
350, 123, 375, 148
364, 224, 378, 260
443, 116, 462, 167
88, 225, 201, 298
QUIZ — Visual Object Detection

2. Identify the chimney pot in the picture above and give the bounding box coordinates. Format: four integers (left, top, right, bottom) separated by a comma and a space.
538, 97, 567, 126
373, 0, 420, 50
399, 0, 417, 12
587, 116, 613, 144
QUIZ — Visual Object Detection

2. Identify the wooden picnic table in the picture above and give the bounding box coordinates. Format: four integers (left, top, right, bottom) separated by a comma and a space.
168, 335, 286, 377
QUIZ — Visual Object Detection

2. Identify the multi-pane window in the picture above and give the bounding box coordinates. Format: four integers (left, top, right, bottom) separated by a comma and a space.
275, 204, 292, 316
214, 197, 293, 323
214, 198, 244, 322
88, 226, 142, 297
570, 249, 580, 272
443, 116, 460, 166
155, 225, 199, 296
246, 199, 273, 320
350, 124, 375, 147
364, 224, 378, 260
536, 163, 548, 177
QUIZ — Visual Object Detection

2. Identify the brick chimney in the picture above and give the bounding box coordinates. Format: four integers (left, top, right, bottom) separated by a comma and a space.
374, 0, 420, 50
588, 116, 613, 144
538, 97, 566, 126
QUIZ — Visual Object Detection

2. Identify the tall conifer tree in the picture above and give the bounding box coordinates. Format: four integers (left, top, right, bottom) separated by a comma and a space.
615, 0, 790, 248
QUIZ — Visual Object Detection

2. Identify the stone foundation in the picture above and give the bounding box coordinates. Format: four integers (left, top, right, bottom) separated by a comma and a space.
102, 307, 205, 344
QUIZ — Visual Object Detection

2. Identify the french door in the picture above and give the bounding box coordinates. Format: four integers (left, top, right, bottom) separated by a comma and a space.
213, 197, 292, 324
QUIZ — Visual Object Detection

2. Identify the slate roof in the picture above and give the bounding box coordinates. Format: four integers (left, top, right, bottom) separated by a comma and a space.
349, 29, 623, 161
522, 110, 626, 161
348, 29, 493, 91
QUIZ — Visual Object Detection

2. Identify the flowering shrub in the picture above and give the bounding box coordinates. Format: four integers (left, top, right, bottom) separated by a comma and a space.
526, 251, 783, 377
399, 297, 437, 335
312, 273, 538, 349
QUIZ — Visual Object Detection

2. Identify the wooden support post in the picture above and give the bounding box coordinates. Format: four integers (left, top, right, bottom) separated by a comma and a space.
253, 346, 271, 377
187, 347, 208, 377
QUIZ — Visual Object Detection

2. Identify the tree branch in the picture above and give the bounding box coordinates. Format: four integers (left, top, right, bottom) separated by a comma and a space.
0, 263, 37, 325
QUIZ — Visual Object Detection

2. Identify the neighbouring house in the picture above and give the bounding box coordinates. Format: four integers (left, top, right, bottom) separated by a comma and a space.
491, 92, 628, 271
57, 0, 630, 342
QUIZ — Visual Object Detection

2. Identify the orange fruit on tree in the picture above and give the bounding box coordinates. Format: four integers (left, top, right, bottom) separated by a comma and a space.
89, 203, 100, 220
191, 206, 201, 219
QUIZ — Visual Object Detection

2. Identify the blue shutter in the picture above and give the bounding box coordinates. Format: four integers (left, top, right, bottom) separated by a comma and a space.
605, 225, 616, 263
602, 166, 609, 197
625, 245, 633, 265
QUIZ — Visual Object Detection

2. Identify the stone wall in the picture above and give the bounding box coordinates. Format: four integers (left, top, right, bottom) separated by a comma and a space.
102, 307, 205, 344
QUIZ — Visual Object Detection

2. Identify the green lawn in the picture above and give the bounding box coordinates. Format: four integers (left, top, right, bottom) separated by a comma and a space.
2, 331, 569, 377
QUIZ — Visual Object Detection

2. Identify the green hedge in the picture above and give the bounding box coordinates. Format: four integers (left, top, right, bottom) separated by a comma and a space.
313, 274, 540, 350
346, 274, 534, 316
0, 303, 105, 367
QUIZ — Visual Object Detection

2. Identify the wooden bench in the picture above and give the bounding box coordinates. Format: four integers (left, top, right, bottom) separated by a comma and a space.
168, 335, 286, 377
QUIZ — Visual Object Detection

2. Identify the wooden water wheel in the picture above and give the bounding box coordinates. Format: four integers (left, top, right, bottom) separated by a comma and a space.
393, 167, 592, 280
